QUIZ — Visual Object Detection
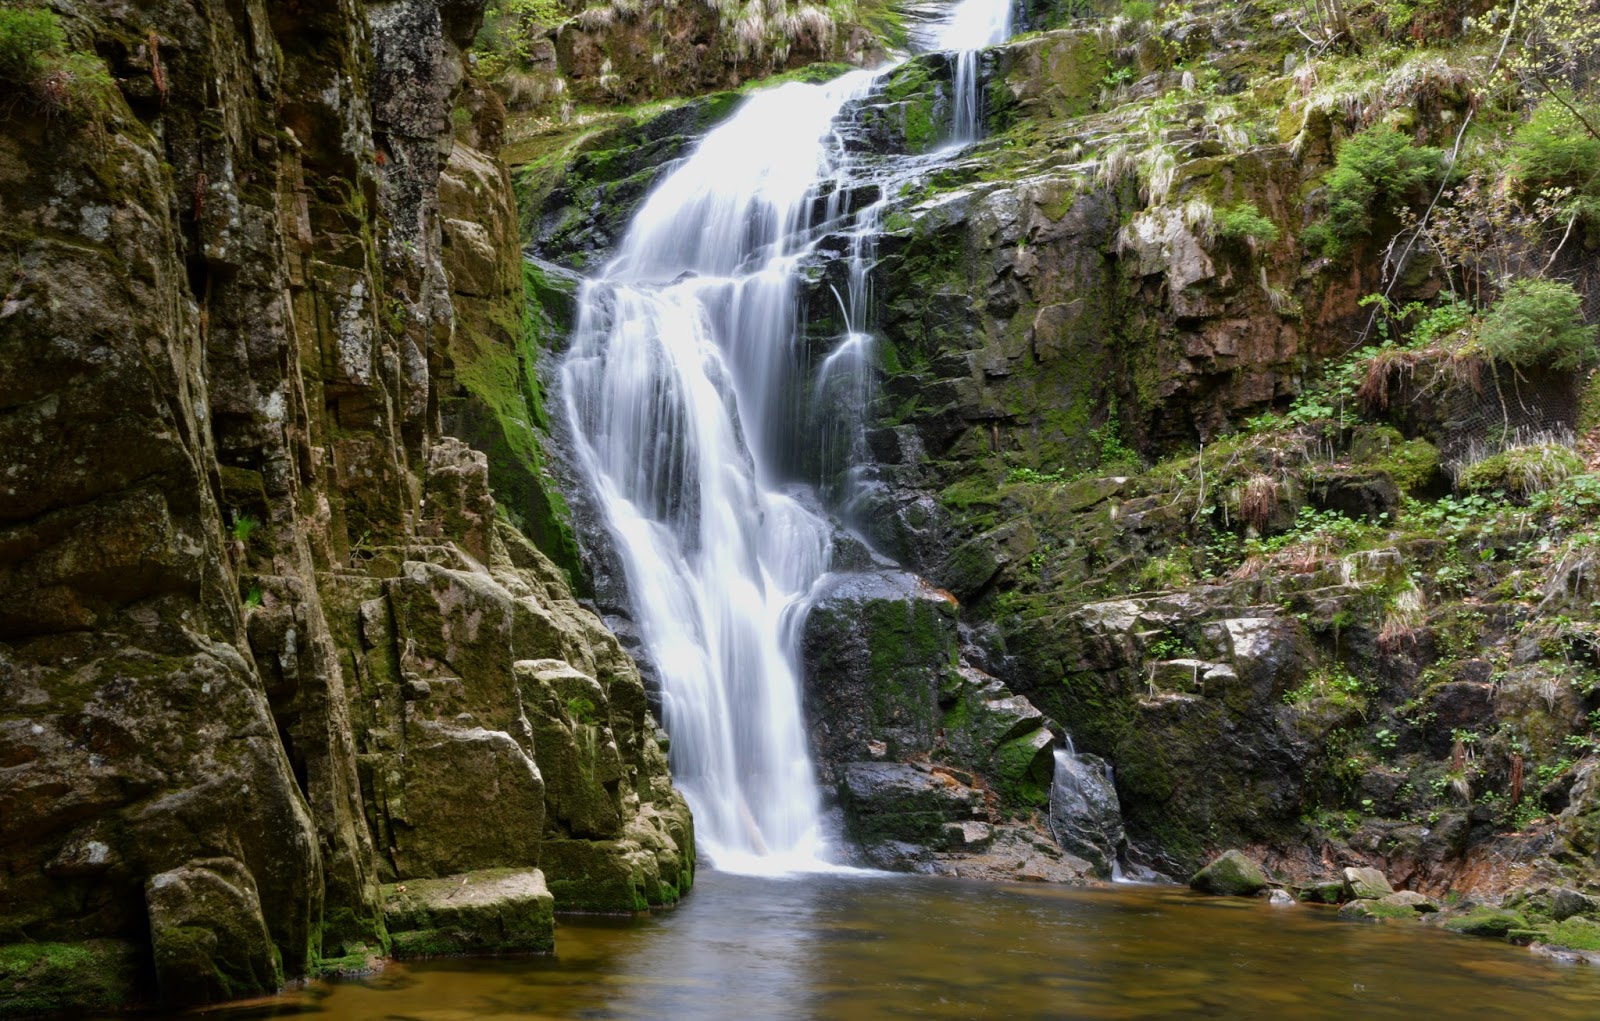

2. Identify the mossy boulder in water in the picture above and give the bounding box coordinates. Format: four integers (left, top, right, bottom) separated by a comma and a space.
839, 762, 988, 848
145, 858, 283, 1004
800, 571, 959, 780
1443, 909, 1530, 939
384, 869, 555, 957
1189, 850, 1270, 896
540, 838, 674, 913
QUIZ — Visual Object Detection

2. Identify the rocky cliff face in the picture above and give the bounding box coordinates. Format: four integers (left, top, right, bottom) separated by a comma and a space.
0, 1, 689, 1014
841, 8, 1600, 900
516, 0, 1600, 912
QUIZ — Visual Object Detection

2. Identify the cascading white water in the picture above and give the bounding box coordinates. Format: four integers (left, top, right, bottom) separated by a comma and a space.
938, 0, 1014, 141
562, 74, 877, 873
561, 3, 1015, 874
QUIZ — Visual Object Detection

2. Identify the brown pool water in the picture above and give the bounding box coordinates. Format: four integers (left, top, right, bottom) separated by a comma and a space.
168, 871, 1600, 1020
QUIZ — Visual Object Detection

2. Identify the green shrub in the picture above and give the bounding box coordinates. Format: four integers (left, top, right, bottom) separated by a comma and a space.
0, 7, 65, 83
1512, 100, 1600, 197
1212, 201, 1279, 248
1475, 278, 1597, 371
1409, 299, 1472, 348
1457, 444, 1585, 498
0, 7, 115, 120
1311, 127, 1442, 259
1511, 100, 1600, 230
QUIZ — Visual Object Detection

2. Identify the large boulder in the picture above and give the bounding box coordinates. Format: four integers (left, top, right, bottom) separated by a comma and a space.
1047, 749, 1126, 878
145, 859, 282, 1004
1190, 850, 1270, 896
801, 571, 959, 783
1343, 866, 1395, 901
838, 762, 988, 849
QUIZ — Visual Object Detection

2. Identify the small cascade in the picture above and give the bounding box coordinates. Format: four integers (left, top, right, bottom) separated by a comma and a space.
938, 0, 1014, 141
810, 197, 883, 508
1048, 740, 1128, 880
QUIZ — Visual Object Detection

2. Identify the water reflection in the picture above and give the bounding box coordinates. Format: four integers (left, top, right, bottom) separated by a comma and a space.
172, 872, 1600, 1020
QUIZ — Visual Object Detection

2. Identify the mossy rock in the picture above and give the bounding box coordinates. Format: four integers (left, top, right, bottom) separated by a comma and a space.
0, 940, 143, 1016
1457, 444, 1583, 500
1306, 880, 1347, 904
1190, 850, 1269, 896
540, 838, 665, 913
1343, 866, 1394, 901
1443, 909, 1529, 938
989, 727, 1056, 808
1340, 900, 1421, 922
1352, 425, 1441, 495
1530, 917, 1600, 952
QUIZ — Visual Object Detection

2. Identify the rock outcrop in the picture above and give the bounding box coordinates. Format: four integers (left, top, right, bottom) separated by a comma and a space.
799, 570, 1098, 879
0, 0, 690, 1012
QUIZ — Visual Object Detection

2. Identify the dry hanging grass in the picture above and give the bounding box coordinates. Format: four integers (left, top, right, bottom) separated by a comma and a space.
1240, 474, 1280, 532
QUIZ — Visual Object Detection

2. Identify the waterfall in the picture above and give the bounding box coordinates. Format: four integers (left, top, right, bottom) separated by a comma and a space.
560, 3, 1014, 874
938, 0, 1014, 141
1048, 742, 1128, 880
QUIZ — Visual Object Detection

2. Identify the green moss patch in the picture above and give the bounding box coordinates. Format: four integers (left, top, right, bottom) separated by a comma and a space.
0, 939, 144, 1016
1443, 909, 1529, 938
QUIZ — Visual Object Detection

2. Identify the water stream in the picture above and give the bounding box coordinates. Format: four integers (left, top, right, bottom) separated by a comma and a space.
156, 874, 1600, 1021
938, 0, 1012, 140
561, 0, 1015, 871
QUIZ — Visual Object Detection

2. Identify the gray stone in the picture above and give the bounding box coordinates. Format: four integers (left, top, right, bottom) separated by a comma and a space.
1379, 890, 1438, 913
1552, 887, 1596, 922
384, 868, 555, 956
1190, 850, 1270, 896
839, 762, 985, 848
800, 572, 958, 782
1343, 866, 1394, 900
146, 859, 280, 1004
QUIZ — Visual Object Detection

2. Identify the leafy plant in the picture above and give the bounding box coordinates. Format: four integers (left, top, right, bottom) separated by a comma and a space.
1511, 100, 1600, 203
1309, 126, 1442, 259
1284, 662, 1375, 710
565, 696, 598, 725
1211, 201, 1280, 249
1148, 633, 1195, 660
231, 515, 261, 543
1474, 278, 1597, 371
0, 7, 114, 119
0, 8, 63, 83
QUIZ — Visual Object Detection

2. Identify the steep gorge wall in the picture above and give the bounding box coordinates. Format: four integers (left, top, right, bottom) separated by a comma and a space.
0, 1, 688, 1014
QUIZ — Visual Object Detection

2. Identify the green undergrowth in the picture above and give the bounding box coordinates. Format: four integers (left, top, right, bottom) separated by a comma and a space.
0, 6, 117, 123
